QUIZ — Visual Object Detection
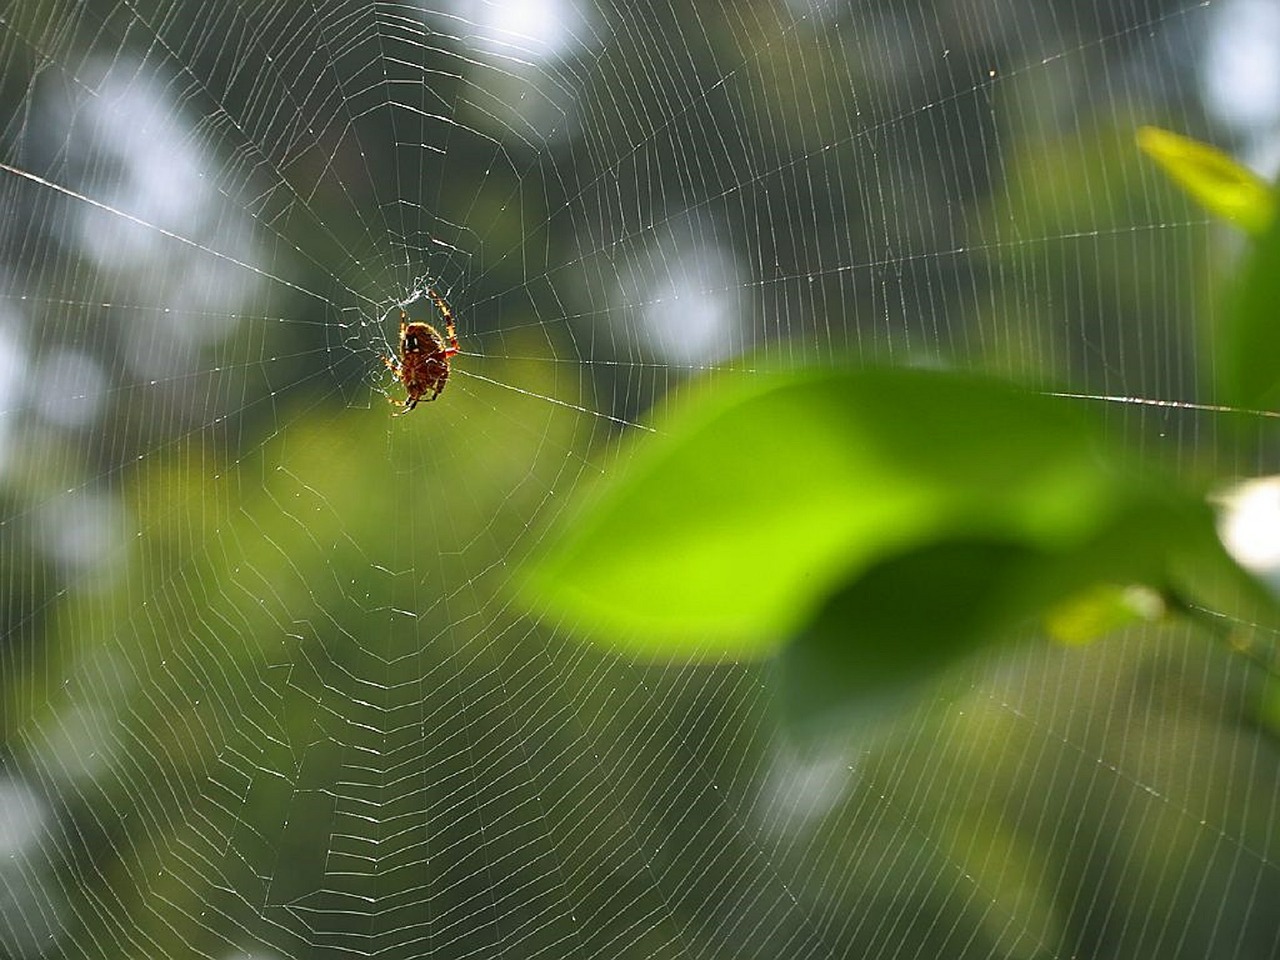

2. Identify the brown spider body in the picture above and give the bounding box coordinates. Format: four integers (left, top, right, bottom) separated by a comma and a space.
383, 289, 460, 415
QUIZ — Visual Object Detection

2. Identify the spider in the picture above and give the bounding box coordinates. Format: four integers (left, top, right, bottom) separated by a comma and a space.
383, 287, 460, 415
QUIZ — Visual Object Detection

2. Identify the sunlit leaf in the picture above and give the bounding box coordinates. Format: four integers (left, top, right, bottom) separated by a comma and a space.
781, 539, 1045, 730
1136, 125, 1274, 235
779, 493, 1230, 732
1043, 583, 1166, 646
523, 366, 1223, 663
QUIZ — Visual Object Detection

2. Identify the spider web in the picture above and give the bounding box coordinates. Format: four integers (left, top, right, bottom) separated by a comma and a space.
1, 1, 1278, 958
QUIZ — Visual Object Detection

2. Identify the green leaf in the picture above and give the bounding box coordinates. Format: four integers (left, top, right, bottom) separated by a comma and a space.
778, 494, 1223, 732
523, 366, 1212, 660
1136, 126, 1274, 235
780, 539, 1045, 730
1043, 583, 1166, 646
1221, 202, 1280, 411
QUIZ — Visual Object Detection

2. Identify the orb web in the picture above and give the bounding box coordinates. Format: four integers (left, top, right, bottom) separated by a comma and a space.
0, 1, 1277, 959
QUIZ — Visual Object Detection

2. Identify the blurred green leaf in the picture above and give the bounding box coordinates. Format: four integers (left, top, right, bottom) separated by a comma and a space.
1258, 677, 1280, 739
1136, 125, 1274, 235
1221, 204, 1280, 411
779, 491, 1236, 732
780, 539, 1045, 730
1043, 583, 1167, 646
524, 366, 1236, 669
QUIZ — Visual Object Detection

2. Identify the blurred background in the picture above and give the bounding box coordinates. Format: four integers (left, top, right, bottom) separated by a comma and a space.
1, 0, 1279, 957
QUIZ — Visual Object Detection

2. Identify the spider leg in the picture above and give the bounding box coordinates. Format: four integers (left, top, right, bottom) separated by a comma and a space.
427, 287, 460, 356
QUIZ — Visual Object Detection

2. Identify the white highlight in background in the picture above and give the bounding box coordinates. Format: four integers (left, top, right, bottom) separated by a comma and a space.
0, 316, 25, 474
642, 246, 745, 365
1203, 0, 1280, 134
44, 57, 260, 383
0, 778, 65, 956
34, 350, 107, 429
1216, 476, 1280, 594
617, 212, 748, 366
434, 0, 593, 62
